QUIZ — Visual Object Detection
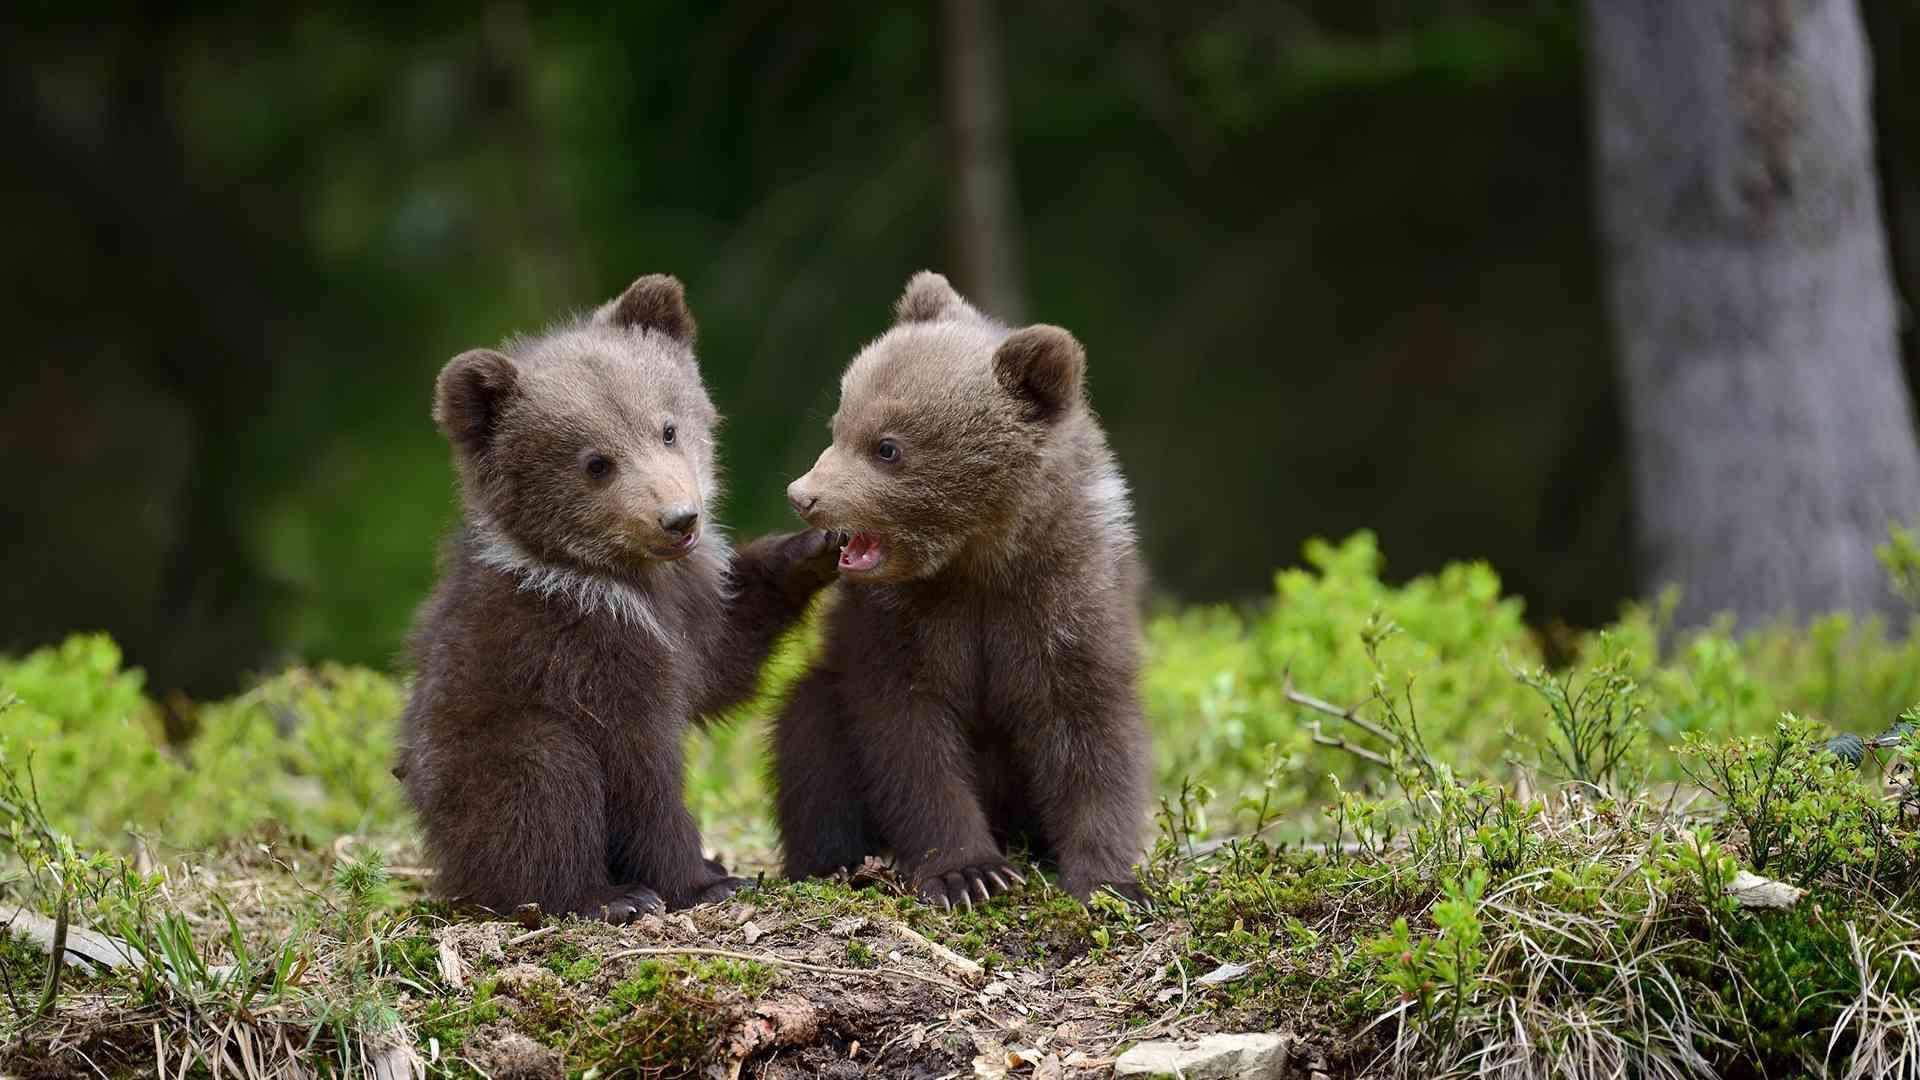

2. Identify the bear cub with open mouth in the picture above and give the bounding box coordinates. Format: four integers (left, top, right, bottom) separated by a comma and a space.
775, 271, 1149, 908
399, 274, 839, 921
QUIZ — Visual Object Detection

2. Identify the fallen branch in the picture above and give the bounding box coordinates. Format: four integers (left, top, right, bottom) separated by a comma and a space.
601, 945, 972, 995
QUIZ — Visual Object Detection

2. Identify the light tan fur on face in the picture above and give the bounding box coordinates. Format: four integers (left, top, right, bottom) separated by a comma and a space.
787, 273, 1114, 585
436, 275, 722, 584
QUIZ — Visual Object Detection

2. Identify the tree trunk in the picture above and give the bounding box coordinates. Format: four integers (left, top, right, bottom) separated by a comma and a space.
938, 0, 1026, 324
1586, 0, 1920, 628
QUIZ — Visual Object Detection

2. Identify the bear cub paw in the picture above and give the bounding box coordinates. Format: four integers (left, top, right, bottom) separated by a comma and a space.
690, 875, 753, 907
591, 884, 666, 924
916, 860, 1026, 911
777, 529, 849, 600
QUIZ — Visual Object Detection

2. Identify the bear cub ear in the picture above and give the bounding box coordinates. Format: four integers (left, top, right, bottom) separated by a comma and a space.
434, 348, 519, 456
600, 273, 697, 344
893, 270, 974, 325
992, 325, 1085, 424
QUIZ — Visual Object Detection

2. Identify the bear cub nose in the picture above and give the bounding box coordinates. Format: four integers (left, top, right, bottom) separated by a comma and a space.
659, 506, 700, 536
787, 482, 818, 518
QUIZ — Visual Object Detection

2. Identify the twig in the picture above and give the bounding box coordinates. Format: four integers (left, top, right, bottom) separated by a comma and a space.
1284, 671, 1393, 743
879, 919, 983, 980
505, 925, 558, 948
601, 945, 972, 995
33, 892, 69, 1021
1310, 723, 1392, 768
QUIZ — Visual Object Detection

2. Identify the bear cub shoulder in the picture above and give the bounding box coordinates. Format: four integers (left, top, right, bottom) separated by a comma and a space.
775, 271, 1150, 908
399, 274, 837, 921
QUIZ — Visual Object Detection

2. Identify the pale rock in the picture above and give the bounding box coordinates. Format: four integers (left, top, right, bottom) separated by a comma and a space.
1727, 870, 1803, 909
1113, 1032, 1292, 1079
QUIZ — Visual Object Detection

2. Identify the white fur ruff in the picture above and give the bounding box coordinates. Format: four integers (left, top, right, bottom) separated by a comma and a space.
468, 515, 729, 644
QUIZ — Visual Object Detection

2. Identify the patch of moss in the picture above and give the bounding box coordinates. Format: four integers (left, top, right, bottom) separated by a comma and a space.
844, 939, 876, 968
916, 884, 1101, 966
542, 942, 602, 983
478, 955, 779, 1076
0, 929, 51, 1020
1720, 904, 1881, 1064
415, 976, 503, 1054
382, 932, 441, 985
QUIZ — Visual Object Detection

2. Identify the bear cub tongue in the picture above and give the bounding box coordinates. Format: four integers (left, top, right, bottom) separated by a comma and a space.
839, 532, 885, 572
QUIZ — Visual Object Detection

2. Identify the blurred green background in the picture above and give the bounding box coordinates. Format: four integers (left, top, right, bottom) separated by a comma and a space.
5, 2, 1920, 696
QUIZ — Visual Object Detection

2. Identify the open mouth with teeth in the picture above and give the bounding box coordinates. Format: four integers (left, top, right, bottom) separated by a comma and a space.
837, 531, 886, 574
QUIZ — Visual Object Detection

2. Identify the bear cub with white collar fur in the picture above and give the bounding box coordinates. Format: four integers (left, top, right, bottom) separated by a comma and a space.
398, 274, 838, 920
775, 272, 1150, 908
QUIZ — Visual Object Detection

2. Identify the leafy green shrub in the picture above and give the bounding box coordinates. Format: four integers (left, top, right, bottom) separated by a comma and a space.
1679, 713, 1919, 885
0, 634, 182, 844
0, 635, 409, 849
183, 665, 409, 843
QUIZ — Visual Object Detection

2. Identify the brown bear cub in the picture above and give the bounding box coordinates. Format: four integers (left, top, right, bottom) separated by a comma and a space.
399, 274, 839, 921
774, 272, 1150, 909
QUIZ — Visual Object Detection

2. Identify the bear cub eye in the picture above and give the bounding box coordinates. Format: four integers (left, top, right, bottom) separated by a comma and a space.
583, 453, 614, 480
663, 422, 677, 446
874, 438, 901, 464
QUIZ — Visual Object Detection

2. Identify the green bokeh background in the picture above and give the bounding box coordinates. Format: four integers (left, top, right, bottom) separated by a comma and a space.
5, 2, 1919, 694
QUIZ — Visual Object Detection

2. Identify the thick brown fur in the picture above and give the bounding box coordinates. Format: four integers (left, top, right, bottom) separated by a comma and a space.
776, 271, 1149, 908
400, 274, 838, 921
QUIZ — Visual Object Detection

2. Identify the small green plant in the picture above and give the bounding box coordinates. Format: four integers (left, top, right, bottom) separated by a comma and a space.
1512, 631, 1648, 792
1365, 870, 1486, 1030
1679, 714, 1887, 884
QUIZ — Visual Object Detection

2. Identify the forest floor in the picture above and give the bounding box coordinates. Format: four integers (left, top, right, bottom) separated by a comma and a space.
11, 534, 1920, 1076
0, 826, 1365, 1079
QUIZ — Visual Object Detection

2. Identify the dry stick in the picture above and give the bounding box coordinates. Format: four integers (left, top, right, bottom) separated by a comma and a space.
505, 925, 558, 948
601, 945, 973, 995
1307, 722, 1392, 768
880, 919, 984, 980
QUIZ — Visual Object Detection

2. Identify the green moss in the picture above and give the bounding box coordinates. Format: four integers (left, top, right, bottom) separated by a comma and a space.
542, 942, 602, 984
844, 939, 876, 969
515, 957, 768, 1076
415, 976, 502, 1054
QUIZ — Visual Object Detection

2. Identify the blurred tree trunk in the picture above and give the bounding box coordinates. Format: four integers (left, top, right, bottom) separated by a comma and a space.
1586, 0, 1920, 628
938, 0, 1026, 323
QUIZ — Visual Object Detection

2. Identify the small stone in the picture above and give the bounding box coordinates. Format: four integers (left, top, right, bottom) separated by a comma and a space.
1195, 961, 1251, 986
1113, 1032, 1292, 1079
1727, 870, 1803, 909
742, 920, 765, 945
830, 915, 870, 937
